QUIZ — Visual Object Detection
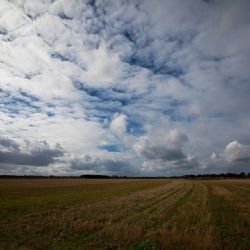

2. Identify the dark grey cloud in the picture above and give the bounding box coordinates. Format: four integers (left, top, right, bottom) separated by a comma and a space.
0, 137, 20, 151
0, 26, 8, 35
134, 129, 188, 161
175, 156, 201, 170
133, 129, 200, 172
0, 137, 64, 167
141, 154, 201, 176
139, 145, 185, 161
71, 155, 137, 175
139, 146, 200, 171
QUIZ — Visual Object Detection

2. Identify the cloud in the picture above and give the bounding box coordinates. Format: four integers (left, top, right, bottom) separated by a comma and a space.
0, 137, 64, 167
225, 140, 250, 163
0, 136, 20, 152
0, 0, 249, 176
110, 113, 128, 137
70, 154, 136, 175
134, 129, 188, 155
141, 154, 201, 176
134, 139, 185, 161
133, 129, 198, 172
206, 140, 250, 174
210, 153, 217, 160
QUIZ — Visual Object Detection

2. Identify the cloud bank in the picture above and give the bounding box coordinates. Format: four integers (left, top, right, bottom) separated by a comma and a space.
0, 136, 64, 175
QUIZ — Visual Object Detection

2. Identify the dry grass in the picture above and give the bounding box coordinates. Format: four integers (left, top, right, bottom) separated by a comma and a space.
0, 178, 249, 249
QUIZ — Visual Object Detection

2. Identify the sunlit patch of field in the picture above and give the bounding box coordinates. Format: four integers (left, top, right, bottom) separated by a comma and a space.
0, 178, 249, 249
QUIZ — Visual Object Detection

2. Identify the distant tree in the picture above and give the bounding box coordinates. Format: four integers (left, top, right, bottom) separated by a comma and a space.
239, 172, 246, 177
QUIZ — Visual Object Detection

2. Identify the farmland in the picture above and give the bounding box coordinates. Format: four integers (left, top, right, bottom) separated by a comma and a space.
0, 178, 249, 250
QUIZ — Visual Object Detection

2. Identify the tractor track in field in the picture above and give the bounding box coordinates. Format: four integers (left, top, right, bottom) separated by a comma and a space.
144, 183, 195, 237
69, 182, 187, 236
60, 181, 189, 247
206, 183, 250, 250
76, 181, 193, 249
107, 184, 185, 225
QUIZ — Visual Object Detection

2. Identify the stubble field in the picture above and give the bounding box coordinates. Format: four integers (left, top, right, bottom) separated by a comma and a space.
0, 178, 249, 250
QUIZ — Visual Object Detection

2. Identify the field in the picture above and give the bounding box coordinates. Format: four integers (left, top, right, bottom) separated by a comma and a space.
0, 178, 249, 250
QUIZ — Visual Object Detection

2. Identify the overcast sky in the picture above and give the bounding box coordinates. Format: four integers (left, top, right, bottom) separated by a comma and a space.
0, 0, 250, 176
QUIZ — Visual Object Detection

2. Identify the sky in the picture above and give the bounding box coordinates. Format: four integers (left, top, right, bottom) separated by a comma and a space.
0, 0, 250, 176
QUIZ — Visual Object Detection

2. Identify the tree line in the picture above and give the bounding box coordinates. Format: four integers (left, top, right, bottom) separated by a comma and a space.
0, 172, 249, 179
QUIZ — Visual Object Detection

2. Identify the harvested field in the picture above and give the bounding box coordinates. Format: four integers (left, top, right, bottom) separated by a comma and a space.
0, 178, 249, 249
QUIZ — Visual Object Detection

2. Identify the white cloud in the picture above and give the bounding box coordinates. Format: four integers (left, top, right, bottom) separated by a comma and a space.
110, 113, 128, 137
225, 141, 250, 163
79, 41, 123, 87
210, 153, 217, 160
